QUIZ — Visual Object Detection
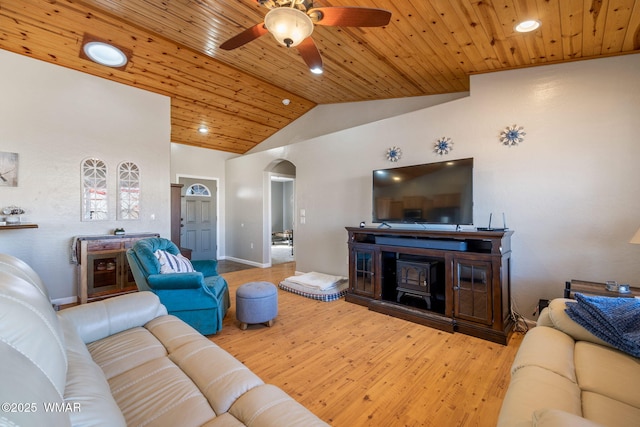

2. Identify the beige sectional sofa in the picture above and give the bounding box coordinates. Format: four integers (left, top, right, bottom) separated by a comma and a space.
0, 254, 328, 427
497, 298, 640, 427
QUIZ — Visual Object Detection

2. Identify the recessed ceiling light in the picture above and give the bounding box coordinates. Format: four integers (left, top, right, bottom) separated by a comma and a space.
310, 67, 323, 75
515, 20, 541, 33
198, 126, 208, 134
83, 41, 128, 67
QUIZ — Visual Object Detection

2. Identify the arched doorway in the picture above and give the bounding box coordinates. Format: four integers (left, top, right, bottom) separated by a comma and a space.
266, 160, 296, 265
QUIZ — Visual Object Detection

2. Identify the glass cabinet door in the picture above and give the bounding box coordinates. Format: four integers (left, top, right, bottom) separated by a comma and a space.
87, 252, 120, 294
453, 258, 493, 325
350, 246, 377, 298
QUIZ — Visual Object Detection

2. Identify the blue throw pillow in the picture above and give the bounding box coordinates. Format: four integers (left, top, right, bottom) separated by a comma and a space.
154, 250, 195, 274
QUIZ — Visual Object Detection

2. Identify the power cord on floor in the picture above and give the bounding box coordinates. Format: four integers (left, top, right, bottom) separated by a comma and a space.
510, 310, 529, 333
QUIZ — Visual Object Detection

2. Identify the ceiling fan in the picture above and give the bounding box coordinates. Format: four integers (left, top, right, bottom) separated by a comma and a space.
220, 0, 392, 74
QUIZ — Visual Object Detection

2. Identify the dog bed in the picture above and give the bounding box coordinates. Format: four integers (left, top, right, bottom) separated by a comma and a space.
279, 272, 348, 302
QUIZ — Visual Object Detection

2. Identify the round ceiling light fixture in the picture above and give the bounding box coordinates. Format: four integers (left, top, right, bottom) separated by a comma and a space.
264, 7, 314, 48
198, 125, 208, 134
83, 41, 128, 67
310, 66, 323, 75
515, 19, 541, 33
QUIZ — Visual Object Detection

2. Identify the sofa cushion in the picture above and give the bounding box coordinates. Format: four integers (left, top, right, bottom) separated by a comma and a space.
108, 356, 217, 427
145, 315, 265, 415
545, 299, 611, 348
201, 412, 247, 426
228, 384, 330, 427
511, 326, 577, 383
60, 317, 126, 427
58, 291, 167, 344
87, 327, 167, 380
0, 271, 68, 396
574, 341, 640, 409
581, 391, 640, 426
532, 409, 604, 427
170, 339, 264, 415
498, 365, 583, 427
145, 315, 205, 353
156, 249, 195, 274
0, 253, 49, 298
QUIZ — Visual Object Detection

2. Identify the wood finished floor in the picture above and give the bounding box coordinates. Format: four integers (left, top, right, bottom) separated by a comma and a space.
215, 263, 523, 427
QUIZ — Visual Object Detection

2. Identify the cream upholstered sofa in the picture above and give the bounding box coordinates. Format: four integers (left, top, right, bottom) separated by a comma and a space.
497, 298, 640, 427
0, 254, 328, 427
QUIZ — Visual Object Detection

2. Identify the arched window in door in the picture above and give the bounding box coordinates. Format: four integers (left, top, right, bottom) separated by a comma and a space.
186, 183, 211, 197
81, 158, 108, 221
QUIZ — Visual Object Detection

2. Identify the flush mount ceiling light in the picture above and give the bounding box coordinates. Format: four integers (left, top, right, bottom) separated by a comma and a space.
198, 125, 208, 134
80, 34, 131, 70
515, 19, 541, 33
83, 42, 127, 67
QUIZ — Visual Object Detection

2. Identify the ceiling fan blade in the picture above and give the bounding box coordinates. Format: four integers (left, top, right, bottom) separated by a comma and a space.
310, 7, 392, 27
297, 37, 323, 72
220, 22, 268, 50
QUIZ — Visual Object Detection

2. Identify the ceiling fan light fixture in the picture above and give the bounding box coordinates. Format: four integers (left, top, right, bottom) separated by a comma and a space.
515, 19, 541, 33
310, 66, 323, 74
264, 7, 314, 47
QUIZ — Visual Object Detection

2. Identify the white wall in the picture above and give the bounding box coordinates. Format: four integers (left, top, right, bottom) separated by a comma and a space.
249, 92, 469, 153
170, 143, 238, 257
0, 50, 171, 303
225, 54, 640, 319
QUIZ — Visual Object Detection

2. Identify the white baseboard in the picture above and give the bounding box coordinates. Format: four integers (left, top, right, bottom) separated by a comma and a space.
222, 256, 270, 269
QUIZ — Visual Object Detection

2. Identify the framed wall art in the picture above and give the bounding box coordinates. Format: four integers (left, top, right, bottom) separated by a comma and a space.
0, 152, 19, 187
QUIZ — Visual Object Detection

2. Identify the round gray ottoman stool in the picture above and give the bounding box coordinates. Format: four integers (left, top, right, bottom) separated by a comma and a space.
236, 281, 278, 330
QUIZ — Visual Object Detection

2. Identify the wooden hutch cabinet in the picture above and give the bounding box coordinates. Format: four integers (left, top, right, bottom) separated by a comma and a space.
345, 227, 514, 344
76, 233, 159, 303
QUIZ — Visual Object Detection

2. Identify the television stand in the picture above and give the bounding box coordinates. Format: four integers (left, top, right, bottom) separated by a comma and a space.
345, 227, 514, 344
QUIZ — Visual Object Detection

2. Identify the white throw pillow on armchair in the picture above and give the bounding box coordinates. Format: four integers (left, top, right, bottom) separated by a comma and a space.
154, 250, 195, 274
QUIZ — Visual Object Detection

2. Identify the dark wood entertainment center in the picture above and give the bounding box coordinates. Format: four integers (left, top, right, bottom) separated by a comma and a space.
345, 227, 514, 344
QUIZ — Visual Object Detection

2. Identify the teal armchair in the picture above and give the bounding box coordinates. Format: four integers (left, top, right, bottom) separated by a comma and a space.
126, 237, 230, 335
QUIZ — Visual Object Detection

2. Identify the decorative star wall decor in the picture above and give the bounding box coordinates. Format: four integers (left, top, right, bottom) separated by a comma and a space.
386, 146, 402, 162
434, 137, 453, 155
500, 125, 526, 146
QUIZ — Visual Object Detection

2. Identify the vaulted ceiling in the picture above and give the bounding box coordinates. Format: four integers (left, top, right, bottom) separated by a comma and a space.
1, 0, 639, 154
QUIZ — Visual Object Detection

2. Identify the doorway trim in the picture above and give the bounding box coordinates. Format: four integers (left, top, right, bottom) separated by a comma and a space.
263, 159, 296, 267
176, 173, 221, 259
267, 173, 295, 266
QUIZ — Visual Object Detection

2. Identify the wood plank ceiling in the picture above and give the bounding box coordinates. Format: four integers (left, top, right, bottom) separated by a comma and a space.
1, 0, 639, 154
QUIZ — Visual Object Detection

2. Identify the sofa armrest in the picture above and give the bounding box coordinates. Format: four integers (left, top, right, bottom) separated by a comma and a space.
58, 292, 168, 344
191, 259, 218, 276
544, 298, 611, 348
147, 272, 204, 289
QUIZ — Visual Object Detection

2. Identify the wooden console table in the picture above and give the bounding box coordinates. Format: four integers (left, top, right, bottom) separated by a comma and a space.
75, 233, 159, 303
564, 280, 640, 299
346, 227, 514, 344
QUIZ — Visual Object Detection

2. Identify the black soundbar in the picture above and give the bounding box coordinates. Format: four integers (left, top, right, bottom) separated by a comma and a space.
375, 236, 467, 251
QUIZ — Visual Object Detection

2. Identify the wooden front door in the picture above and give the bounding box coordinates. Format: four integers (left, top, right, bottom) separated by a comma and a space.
179, 177, 217, 260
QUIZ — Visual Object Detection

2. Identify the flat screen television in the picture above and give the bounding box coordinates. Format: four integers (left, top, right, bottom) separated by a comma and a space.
372, 158, 473, 225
